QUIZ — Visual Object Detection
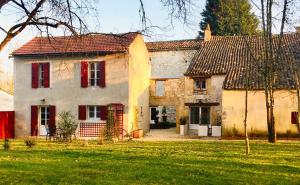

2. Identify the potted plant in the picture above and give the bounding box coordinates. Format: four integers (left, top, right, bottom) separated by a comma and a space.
179, 116, 187, 136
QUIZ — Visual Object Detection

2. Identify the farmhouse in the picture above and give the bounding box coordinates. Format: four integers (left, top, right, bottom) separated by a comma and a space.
185, 28, 300, 136
11, 28, 300, 138
12, 32, 151, 137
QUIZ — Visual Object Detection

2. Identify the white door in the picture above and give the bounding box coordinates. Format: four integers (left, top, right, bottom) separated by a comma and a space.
40, 106, 49, 136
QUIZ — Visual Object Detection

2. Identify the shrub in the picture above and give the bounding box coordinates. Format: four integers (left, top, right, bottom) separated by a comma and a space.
179, 116, 188, 125
102, 106, 119, 141
24, 137, 36, 148
3, 139, 10, 150
56, 111, 78, 142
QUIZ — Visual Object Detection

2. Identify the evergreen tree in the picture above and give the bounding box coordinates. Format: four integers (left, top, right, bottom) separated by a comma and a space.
199, 0, 220, 37
199, 0, 259, 37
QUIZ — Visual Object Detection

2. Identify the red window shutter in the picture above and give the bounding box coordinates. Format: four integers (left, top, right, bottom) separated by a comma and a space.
31, 106, 38, 136
49, 106, 56, 128
43, 63, 50, 88
100, 106, 107, 120
32, 63, 39, 88
99, 61, 106, 88
291, 112, 298, 124
81, 61, 88, 88
78, 105, 86, 120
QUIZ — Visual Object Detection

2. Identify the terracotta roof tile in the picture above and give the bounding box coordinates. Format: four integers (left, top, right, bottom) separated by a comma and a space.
185, 34, 300, 90
12, 32, 139, 56
146, 39, 202, 52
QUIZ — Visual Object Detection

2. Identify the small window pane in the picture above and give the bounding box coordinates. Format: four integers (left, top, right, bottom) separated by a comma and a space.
89, 106, 95, 118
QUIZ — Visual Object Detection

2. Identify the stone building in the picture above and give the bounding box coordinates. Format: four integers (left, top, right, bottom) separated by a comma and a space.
146, 39, 202, 130
185, 29, 300, 136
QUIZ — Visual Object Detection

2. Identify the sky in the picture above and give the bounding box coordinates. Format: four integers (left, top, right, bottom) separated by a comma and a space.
0, 0, 299, 73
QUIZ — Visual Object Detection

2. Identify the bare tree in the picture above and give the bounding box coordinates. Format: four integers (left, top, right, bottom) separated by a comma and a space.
257, 0, 292, 143
0, 0, 195, 52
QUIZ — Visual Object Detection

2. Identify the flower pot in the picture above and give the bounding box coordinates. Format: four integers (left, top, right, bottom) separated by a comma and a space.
212, 126, 222, 136
198, 125, 208, 136
180, 125, 185, 136
133, 129, 143, 138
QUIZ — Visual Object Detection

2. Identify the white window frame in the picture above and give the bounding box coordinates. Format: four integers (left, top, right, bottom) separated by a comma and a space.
39, 63, 45, 88
89, 62, 100, 87
40, 106, 50, 126
88, 105, 101, 121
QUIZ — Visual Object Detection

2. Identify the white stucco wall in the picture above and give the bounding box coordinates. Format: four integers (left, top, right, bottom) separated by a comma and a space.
222, 90, 299, 135
128, 35, 151, 132
149, 50, 196, 78
0, 90, 13, 111
14, 54, 130, 137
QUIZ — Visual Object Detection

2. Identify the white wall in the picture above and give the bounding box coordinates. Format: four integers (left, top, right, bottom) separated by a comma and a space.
150, 50, 196, 78
14, 54, 129, 137
0, 90, 13, 111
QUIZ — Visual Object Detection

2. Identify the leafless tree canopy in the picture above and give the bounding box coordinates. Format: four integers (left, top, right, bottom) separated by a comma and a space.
0, 0, 195, 51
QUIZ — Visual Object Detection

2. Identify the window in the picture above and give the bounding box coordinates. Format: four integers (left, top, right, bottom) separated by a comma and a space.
190, 107, 200, 125
40, 107, 50, 126
155, 80, 165, 96
194, 78, 206, 94
190, 107, 210, 125
39, 64, 45, 87
89, 63, 100, 86
88, 106, 100, 120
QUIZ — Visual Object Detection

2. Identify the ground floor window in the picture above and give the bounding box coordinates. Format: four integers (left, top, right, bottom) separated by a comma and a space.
190, 106, 210, 125
88, 106, 100, 120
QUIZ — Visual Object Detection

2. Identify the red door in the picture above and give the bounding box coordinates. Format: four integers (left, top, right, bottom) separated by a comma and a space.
0, 111, 15, 139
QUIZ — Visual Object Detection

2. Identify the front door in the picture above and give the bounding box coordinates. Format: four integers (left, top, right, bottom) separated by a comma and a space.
189, 106, 210, 129
40, 106, 49, 136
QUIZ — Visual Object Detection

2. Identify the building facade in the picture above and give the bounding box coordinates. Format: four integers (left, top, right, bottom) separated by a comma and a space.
12, 33, 151, 137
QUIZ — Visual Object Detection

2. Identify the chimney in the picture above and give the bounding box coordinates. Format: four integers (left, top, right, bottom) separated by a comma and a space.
204, 24, 212, 42
296, 26, 300, 33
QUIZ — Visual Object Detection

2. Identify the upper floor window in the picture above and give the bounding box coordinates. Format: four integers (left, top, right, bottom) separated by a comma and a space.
89, 63, 100, 87
32, 63, 50, 88
194, 78, 206, 94
155, 80, 165, 96
81, 61, 106, 88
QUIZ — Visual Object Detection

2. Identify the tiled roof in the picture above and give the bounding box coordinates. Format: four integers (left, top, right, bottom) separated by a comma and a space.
146, 39, 202, 52
185, 34, 300, 90
12, 32, 139, 56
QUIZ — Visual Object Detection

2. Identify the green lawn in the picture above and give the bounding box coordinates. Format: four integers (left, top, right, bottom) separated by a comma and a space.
0, 139, 299, 185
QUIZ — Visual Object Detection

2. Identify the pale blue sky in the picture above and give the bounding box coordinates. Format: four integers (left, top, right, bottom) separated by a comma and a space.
0, 0, 299, 73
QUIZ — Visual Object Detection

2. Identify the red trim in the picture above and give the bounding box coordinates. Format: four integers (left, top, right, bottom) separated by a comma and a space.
0, 111, 15, 139
291, 112, 298, 124
32, 63, 39, 88
99, 61, 106, 88
78, 105, 86, 120
49, 106, 56, 128
81, 61, 88, 88
31, 106, 38, 136
100, 106, 107, 120
43, 63, 50, 88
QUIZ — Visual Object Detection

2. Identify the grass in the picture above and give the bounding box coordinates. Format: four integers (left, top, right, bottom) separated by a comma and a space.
0, 139, 299, 185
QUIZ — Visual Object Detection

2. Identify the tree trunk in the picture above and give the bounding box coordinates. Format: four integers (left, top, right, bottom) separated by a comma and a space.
244, 88, 250, 154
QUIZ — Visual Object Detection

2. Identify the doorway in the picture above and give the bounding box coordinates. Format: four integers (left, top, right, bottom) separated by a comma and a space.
189, 106, 210, 129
